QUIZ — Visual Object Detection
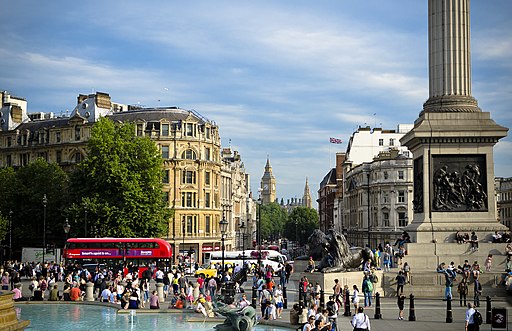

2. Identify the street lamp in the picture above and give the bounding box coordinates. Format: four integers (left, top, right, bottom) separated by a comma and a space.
239, 221, 246, 268
256, 197, 262, 271
219, 215, 228, 277
83, 202, 88, 237
42, 194, 47, 265
367, 173, 371, 247
8, 210, 12, 261
182, 218, 185, 272
63, 218, 71, 265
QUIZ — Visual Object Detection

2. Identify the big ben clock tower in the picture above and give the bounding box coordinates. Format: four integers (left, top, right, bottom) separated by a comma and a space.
260, 156, 276, 204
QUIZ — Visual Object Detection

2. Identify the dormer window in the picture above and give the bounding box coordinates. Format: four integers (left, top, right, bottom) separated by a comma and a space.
75, 126, 81, 141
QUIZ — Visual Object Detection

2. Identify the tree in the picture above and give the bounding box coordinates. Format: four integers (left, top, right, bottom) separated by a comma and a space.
284, 206, 319, 245
69, 117, 172, 238
8, 159, 70, 248
259, 202, 287, 242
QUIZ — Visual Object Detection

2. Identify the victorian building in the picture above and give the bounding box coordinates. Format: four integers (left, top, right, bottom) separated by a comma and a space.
322, 125, 414, 247
0, 90, 252, 263
496, 177, 512, 230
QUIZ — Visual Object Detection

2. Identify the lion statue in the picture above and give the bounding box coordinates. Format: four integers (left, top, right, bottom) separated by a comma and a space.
307, 228, 375, 273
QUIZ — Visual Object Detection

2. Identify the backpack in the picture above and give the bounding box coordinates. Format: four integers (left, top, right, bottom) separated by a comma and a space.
367, 280, 373, 292
473, 310, 483, 325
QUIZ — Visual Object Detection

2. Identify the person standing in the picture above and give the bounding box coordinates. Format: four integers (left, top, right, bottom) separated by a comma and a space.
397, 294, 405, 320
351, 285, 360, 315
473, 278, 482, 307
361, 274, 373, 307
351, 306, 371, 331
465, 302, 479, 331
484, 254, 493, 272
395, 271, 406, 296
458, 278, 469, 307
402, 262, 411, 284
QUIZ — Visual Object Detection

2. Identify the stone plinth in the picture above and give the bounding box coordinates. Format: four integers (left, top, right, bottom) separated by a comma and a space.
0, 292, 30, 331
295, 269, 383, 301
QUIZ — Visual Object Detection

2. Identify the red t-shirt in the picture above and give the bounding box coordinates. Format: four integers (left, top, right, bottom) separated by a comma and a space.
70, 287, 81, 301
197, 277, 204, 289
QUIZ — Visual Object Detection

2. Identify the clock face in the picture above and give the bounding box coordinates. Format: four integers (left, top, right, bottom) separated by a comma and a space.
263, 184, 268, 190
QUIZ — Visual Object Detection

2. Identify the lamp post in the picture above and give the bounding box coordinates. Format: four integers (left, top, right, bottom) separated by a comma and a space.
63, 218, 71, 265
240, 221, 246, 267
8, 210, 12, 261
182, 218, 185, 272
83, 202, 88, 237
257, 197, 262, 271
219, 215, 228, 277
42, 194, 47, 265
367, 173, 371, 247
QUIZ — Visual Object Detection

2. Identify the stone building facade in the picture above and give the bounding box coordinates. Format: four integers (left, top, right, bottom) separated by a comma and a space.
0, 90, 251, 264
496, 177, 512, 230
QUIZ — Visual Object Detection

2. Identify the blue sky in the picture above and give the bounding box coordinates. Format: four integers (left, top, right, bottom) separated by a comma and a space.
1, 1, 511, 204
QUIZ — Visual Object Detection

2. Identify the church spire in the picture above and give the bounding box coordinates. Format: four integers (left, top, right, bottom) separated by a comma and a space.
302, 177, 312, 208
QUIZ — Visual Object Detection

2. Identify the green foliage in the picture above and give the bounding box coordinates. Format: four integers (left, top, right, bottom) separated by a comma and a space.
284, 206, 319, 245
1, 159, 70, 247
0, 214, 7, 242
259, 202, 288, 241
69, 117, 172, 238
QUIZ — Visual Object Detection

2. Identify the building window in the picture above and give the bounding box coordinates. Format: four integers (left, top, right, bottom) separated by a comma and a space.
183, 170, 196, 184
56, 151, 62, 164
161, 124, 169, 136
137, 124, 143, 136
161, 146, 169, 159
74, 152, 81, 163
162, 170, 169, 184
205, 171, 211, 185
398, 190, 405, 203
6, 155, 11, 166
7, 137, 12, 147
182, 192, 196, 207
182, 150, 196, 160
383, 212, 390, 227
163, 191, 169, 205
55, 132, 61, 143
205, 192, 210, 208
379, 139, 383, 146
384, 171, 388, 180
205, 127, 211, 139
205, 216, 211, 234
398, 170, 404, 180
398, 212, 407, 227
383, 191, 389, 203
389, 138, 395, 146
185, 123, 194, 137
204, 147, 210, 161
186, 215, 193, 234
75, 126, 81, 141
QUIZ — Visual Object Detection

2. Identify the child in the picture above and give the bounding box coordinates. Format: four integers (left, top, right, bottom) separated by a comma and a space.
266, 302, 277, 320
484, 254, 493, 272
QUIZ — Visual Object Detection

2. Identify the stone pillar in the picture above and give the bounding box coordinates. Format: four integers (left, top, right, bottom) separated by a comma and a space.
400, 0, 508, 244
85, 282, 95, 302
156, 283, 165, 303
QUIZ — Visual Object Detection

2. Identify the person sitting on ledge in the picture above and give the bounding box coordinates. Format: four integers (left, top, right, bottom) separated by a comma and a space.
393, 231, 411, 247
492, 231, 503, 243
456, 231, 466, 244
12, 283, 28, 301
305, 257, 315, 273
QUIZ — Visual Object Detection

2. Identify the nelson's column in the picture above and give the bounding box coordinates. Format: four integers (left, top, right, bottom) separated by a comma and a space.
400, 0, 509, 244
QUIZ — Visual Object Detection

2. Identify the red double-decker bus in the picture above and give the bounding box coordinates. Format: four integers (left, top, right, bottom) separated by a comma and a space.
64, 238, 172, 277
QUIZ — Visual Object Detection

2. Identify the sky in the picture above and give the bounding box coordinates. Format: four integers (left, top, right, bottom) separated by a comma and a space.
1, 1, 511, 205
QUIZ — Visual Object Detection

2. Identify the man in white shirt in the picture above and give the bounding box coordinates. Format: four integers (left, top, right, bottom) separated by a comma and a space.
155, 269, 164, 283
351, 306, 371, 331
100, 286, 111, 303
465, 302, 479, 331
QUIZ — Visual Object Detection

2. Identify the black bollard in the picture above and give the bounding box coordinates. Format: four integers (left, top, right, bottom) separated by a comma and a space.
485, 296, 492, 324
320, 290, 325, 309
299, 286, 304, 308
251, 287, 257, 309
374, 292, 382, 319
344, 290, 351, 316
446, 297, 453, 323
408, 294, 416, 321
283, 286, 288, 309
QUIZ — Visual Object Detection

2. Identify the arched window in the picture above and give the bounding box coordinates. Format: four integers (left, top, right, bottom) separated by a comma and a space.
181, 149, 196, 160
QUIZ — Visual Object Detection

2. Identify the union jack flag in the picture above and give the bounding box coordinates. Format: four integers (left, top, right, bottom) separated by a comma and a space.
330, 137, 342, 144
